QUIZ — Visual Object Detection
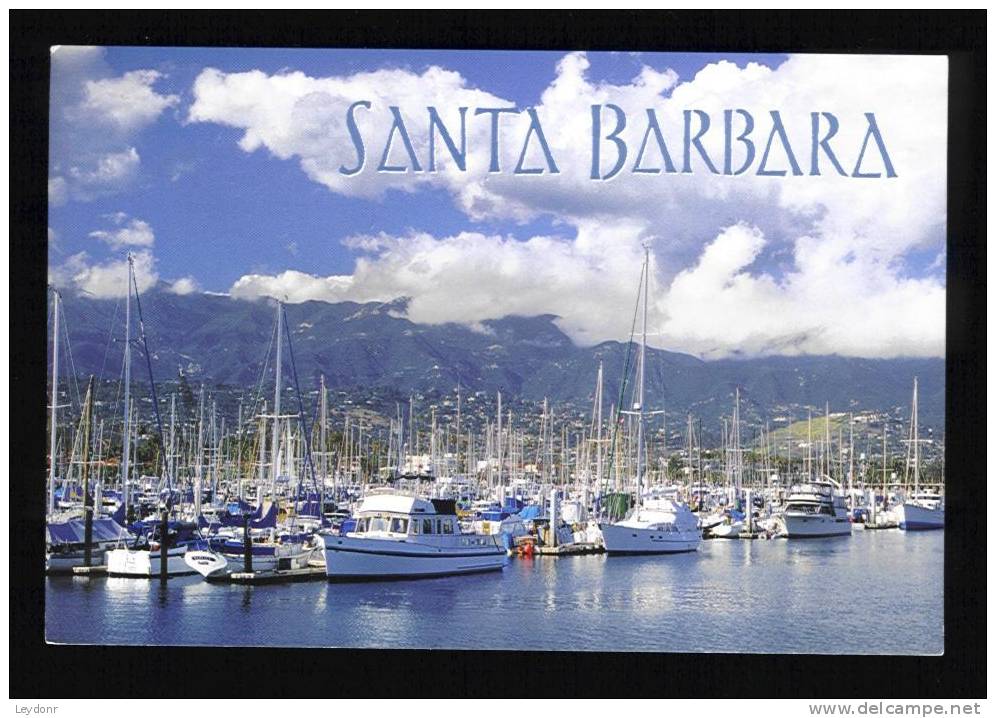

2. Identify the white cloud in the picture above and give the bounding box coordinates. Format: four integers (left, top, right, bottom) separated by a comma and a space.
49, 47, 178, 203
49, 249, 158, 299
89, 215, 155, 249
79, 70, 179, 133
167, 276, 200, 295
194, 52, 947, 359
227, 223, 944, 359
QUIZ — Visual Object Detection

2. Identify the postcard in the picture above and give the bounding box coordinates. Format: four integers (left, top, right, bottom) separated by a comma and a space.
43, 45, 948, 656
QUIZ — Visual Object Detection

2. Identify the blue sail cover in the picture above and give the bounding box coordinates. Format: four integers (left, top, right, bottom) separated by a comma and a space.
517, 505, 543, 521
216, 500, 269, 527
47, 518, 129, 545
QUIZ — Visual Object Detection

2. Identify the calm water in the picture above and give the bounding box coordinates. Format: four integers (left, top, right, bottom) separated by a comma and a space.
46, 529, 943, 654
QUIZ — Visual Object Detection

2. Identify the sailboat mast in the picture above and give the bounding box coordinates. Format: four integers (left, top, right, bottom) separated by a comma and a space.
496, 391, 503, 490
48, 288, 61, 516
270, 301, 283, 503
121, 255, 133, 519
913, 377, 920, 494
635, 246, 649, 512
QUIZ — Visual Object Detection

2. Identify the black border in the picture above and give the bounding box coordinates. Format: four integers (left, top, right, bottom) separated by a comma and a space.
10, 10, 986, 699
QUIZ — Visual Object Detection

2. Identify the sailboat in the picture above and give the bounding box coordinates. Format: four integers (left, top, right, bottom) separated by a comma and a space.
893, 377, 944, 531
104, 254, 201, 577
598, 246, 700, 555
186, 300, 321, 580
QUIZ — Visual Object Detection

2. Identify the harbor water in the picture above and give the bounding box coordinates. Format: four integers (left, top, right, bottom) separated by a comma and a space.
45, 529, 942, 654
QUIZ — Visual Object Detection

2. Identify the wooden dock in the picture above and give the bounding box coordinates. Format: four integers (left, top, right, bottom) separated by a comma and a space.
227, 566, 326, 584
862, 521, 899, 530
72, 565, 107, 576
533, 542, 604, 556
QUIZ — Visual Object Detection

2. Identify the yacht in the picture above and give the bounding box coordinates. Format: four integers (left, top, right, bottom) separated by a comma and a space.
600, 494, 701, 554
321, 492, 507, 580
779, 481, 852, 538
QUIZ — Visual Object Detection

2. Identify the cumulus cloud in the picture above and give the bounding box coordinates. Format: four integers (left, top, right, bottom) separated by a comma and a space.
227, 223, 944, 358
48, 249, 158, 299
78, 69, 179, 133
88, 213, 155, 249
167, 276, 201, 295
49, 46, 179, 203
193, 51, 946, 359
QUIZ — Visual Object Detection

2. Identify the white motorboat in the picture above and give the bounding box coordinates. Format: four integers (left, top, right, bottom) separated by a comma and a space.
322, 492, 507, 580
106, 544, 197, 577
894, 491, 944, 531
600, 495, 701, 554
779, 481, 852, 538
708, 517, 744, 539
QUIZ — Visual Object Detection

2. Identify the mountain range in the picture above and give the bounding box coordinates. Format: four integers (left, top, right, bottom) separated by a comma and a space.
54, 284, 945, 432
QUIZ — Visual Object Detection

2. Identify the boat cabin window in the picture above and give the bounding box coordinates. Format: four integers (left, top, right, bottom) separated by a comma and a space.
412, 519, 421, 534
390, 518, 409, 534
422, 518, 434, 535
441, 520, 454, 535
367, 516, 390, 533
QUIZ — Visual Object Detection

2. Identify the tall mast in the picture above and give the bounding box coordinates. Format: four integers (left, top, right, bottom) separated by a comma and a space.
195, 385, 205, 518
320, 375, 328, 480
270, 301, 283, 503
121, 255, 133, 519
496, 391, 503, 490
913, 377, 920, 494
635, 245, 649, 514
595, 361, 603, 491
48, 288, 61, 516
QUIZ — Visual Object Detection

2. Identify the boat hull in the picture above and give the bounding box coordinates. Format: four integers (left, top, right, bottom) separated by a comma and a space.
322, 535, 506, 581
780, 513, 852, 538
598, 523, 700, 554
46, 548, 113, 574
894, 502, 944, 531
106, 545, 196, 577
183, 550, 231, 580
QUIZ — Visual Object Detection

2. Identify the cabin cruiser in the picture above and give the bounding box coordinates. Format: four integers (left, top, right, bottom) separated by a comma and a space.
778, 481, 852, 538
599, 493, 701, 554
321, 491, 507, 580
893, 491, 944, 531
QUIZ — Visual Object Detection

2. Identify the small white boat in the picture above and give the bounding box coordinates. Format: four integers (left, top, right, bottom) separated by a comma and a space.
894, 493, 944, 531
183, 550, 230, 580
106, 544, 196, 577
709, 518, 744, 539
322, 492, 506, 581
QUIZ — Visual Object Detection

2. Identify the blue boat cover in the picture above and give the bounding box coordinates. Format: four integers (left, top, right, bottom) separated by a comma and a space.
517, 505, 542, 520
47, 518, 129, 545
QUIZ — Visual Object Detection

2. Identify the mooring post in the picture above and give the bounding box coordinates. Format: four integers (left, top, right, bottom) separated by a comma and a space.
243, 512, 253, 574
159, 508, 169, 583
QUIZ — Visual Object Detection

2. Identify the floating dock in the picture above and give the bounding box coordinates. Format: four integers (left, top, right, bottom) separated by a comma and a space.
226, 566, 326, 584
72, 565, 107, 576
862, 521, 899, 530
533, 542, 604, 556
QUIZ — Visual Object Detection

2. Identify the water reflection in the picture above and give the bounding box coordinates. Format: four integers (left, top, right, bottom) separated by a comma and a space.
45, 530, 943, 654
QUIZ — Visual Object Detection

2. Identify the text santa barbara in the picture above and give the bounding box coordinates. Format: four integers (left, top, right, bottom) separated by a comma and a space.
337, 103, 897, 179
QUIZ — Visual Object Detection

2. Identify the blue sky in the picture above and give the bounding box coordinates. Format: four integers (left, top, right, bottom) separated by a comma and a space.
49, 48, 789, 290
48, 48, 946, 359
